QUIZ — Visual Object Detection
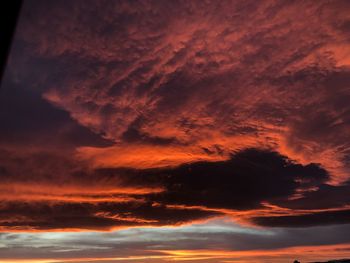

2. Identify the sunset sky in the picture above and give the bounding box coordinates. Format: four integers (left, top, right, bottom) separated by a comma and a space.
1, 0, 350, 262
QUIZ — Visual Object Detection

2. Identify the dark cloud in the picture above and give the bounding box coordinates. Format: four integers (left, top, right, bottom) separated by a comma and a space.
272, 180, 350, 210
252, 209, 350, 228
142, 148, 329, 210
0, 201, 218, 231
0, 148, 331, 230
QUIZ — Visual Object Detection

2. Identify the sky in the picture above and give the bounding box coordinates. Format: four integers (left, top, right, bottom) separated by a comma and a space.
0, 0, 350, 262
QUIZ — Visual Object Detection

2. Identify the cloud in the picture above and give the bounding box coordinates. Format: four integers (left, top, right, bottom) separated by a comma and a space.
0, 0, 349, 257
0, 148, 333, 230
273, 180, 350, 210
7, 0, 349, 184
0, 201, 217, 231
1, 219, 350, 262
137, 148, 328, 210
252, 209, 350, 227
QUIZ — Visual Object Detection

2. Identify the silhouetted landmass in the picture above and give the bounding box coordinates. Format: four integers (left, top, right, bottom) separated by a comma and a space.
293, 259, 350, 263
311, 260, 350, 263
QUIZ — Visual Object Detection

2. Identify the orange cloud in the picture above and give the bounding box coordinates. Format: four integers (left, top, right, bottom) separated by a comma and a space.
1, 0, 350, 254
157, 243, 350, 263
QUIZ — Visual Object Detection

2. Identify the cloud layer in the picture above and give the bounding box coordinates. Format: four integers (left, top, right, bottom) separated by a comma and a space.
11, 0, 350, 180
2, 219, 350, 263
0, 0, 350, 261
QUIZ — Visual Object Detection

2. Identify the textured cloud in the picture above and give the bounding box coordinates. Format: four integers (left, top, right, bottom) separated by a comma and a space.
9, 0, 349, 183
0, 0, 350, 260
0, 148, 341, 230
